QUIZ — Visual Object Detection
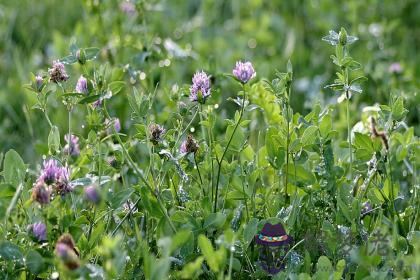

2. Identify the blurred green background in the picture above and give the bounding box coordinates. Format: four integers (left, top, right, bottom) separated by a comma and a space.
0, 0, 419, 163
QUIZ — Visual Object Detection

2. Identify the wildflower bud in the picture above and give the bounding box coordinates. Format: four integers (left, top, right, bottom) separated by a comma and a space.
48, 60, 69, 83
75, 75, 88, 94
149, 123, 166, 144
339, 28, 348, 45
32, 181, 51, 205
28, 222, 47, 241
233, 61, 256, 84
84, 185, 101, 204
76, 49, 86, 65
55, 234, 80, 270
35, 75, 44, 92
180, 135, 199, 154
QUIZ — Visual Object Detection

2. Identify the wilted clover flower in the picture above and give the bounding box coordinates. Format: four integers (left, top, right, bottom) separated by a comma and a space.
233, 61, 256, 84
190, 71, 211, 103
180, 135, 199, 154
28, 222, 47, 241
31, 181, 51, 205
55, 167, 71, 196
48, 60, 69, 83
149, 123, 166, 144
64, 134, 80, 156
55, 233, 80, 270
75, 75, 88, 93
84, 185, 101, 204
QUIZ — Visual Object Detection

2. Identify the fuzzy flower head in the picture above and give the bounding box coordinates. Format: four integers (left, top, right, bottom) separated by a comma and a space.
40, 159, 62, 185
120, 1, 136, 15
233, 61, 256, 84
389, 62, 402, 74
31, 181, 51, 205
48, 60, 69, 83
64, 134, 80, 156
29, 222, 47, 241
190, 71, 211, 103
92, 98, 103, 109
75, 75, 88, 93
149, 123, 166, 144
38, 159, 71, 196
84, 185, 101, 204
180, 135, 199, 154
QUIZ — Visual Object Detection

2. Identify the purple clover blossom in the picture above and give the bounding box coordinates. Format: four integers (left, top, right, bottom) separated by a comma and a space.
233, 61, 256, 84
180, 135, 199, 154
389, 62, 402, 74
114, 118, 121, 132
55, 166, 71, 196
84, 185, 101, 204
189, 71, 211, 103
29, 222, 47, 241
48, 60, 69, 83
40, 159, 62, 185
75, 75, 88, 93
64, 134, 80, 156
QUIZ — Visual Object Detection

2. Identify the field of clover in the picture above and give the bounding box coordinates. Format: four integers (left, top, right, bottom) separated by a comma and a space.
0, 1, 419, 280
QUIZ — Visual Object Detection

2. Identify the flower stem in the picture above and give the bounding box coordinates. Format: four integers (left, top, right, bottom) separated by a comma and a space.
346, 92, 353, 181
213, 84, 246, 212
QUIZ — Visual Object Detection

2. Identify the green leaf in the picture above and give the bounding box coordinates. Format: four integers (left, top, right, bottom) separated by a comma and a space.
243, 218, 258, 248
3, 150, 26, 187
110, 189, 134, 209
203, 213, 226, 229
84, 47, 100, 60
177, 256, 204, 279
314, 256, 333, 280
283, 163, 315, 183
26, 250, 45, 275
334, 259, 346, 280
109, 81, 126, 95
0, 241, 23, 262
301, 125, 318, 146
198, 235, 219, 272
48, 125, 60, 153
392, 96, 408, 120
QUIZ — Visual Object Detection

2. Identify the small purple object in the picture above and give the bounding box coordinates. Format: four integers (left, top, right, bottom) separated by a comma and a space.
233, 61, 256, 83
189, 71, 211, 102
29, 222, 47, 241
75, 75, 88, 93
64, 134, 80, 156
85, 185, 101, 204
389, 62, 402, 74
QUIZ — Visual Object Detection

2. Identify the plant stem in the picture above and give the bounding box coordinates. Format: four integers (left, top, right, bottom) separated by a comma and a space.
103, 102, 177, 233
213, 84, 246, 213
346, 92, 353, 181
